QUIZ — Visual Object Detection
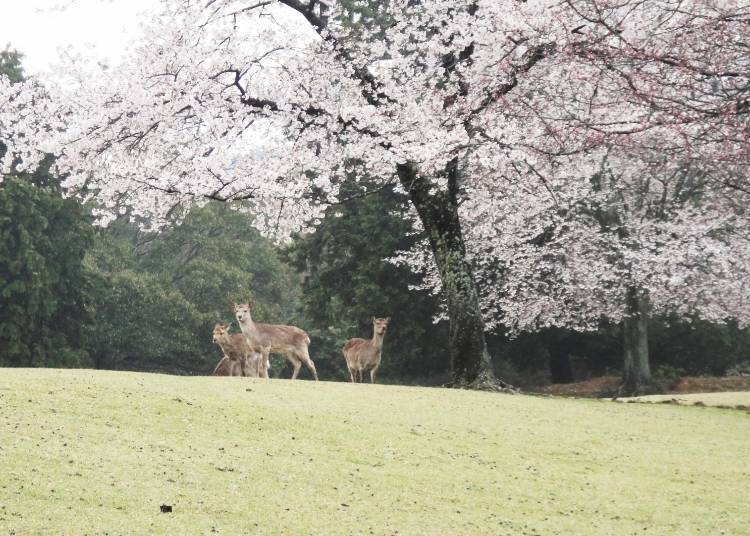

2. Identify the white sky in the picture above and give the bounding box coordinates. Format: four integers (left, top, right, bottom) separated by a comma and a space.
0, 0, 154, 76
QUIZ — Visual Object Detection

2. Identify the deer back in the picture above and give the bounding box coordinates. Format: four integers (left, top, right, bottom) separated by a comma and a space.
247, 322, 310, 353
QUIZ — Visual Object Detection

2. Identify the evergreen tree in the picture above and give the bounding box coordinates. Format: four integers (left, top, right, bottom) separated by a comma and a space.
286, 180, 450, 382
86, 202, 305, 375
0, 49, 94, 367
0, 172, 94, 367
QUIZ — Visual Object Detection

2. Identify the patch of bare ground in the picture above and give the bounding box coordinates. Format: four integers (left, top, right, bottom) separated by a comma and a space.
529, 375, 750, 399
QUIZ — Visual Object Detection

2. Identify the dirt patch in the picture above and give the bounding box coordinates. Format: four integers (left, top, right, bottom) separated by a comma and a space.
529, 376, 750, 398
530, 376, 621, 397
619, 392, 750, 411
671, 376, 750, 393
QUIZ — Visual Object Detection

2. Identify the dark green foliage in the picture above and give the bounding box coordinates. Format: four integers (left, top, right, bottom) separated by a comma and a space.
0, 46, 24, 167
285, 180, 450, 382
85, 203, 304, 375
0, 46, 24, 83
492, 317, 748, 386
649, 316, 750, 377
84, 269, 204, 372
0, 49, 94, 367
336, 0, 393, 41
0, 175, 95, 367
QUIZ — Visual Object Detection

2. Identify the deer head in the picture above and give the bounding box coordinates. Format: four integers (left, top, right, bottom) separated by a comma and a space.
233, 301, 254, 323
372, 317, 390, 335
212, 322, 231, 343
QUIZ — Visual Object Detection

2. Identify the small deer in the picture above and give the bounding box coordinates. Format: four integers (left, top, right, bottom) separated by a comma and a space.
232, 302, 318, 381
342, 317, 390, 383
212, 323, 265, 378
212, 355, 241, 376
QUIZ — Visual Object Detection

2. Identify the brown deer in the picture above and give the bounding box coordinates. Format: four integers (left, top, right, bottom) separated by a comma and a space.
232, 302, 318, 381
212, 355, 241, 376
212, 323, 265, 378
342, 317, 390, 383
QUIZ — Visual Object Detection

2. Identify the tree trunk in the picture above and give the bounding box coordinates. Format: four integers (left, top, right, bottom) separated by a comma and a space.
619, 286, 655, 395
546, 328, 576, 384
396, 161, 512, 391
549, 345, 575, 384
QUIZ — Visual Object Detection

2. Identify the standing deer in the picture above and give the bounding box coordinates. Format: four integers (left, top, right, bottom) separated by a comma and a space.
232, 302, 318, 381
212, 323, 265, 378
212, 355, 241, 376
342, 317, 390, 383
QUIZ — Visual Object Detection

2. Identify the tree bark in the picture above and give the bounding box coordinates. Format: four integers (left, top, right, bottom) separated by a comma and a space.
619, 286, 655, 395
396, 161, 512, 391
549, 351, 575, 384
549, 340, 575, 384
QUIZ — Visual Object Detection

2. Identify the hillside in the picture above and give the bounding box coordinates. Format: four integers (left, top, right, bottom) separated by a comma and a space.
0, 369, 748, 535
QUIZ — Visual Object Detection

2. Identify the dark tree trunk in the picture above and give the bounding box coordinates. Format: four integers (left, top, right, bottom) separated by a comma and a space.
549, 348, 575, 384
396, 161, 512, 391
619, 286, 655, 395
546, 328, 575, 384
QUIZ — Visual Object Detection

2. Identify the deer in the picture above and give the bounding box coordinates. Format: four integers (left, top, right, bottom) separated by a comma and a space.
342, 317, 390, 383
212, 355, 241, 376
232, 302, 318, 381
211, 323, 265, 378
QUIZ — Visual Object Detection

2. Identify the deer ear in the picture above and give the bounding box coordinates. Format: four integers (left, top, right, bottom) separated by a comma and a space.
385, 317, 391, 323
372, 316, 376, 323
230, 302, 237, 311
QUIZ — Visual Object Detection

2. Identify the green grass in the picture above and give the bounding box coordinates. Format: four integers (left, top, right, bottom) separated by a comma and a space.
0, 369, 748, 535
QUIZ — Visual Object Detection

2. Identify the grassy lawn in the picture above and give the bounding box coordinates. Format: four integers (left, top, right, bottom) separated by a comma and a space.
0, 369, 748, 535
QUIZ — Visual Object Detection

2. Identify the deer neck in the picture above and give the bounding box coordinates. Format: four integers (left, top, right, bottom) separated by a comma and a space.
216, 334, 233, 353
239, 315, 259, 337
371, 330, 385, 349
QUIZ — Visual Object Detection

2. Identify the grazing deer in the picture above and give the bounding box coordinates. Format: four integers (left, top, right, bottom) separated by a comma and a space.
232, 302, 318, 381
342, 317, 390, 383
212, 323, 265, 378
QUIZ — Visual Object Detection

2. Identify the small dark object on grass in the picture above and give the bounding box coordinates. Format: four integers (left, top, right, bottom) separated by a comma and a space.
693, 401, 705, 407
160, 504, 172, 513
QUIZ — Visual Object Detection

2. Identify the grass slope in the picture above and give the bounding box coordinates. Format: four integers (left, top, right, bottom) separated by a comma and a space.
0, 369, 748, 535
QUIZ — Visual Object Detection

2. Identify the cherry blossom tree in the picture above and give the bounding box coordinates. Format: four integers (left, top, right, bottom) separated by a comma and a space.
462, 155, 750, 394
1, 0, 748, 389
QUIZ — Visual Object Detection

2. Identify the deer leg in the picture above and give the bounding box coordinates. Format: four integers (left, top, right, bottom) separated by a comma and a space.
303, 356, 319, 381
290, 357, 302, 380
370, 366, 378, 384
296, 347, 318, 381
261, 349, 270, 379
343, 354, 354, 383
251, 357, 260, 378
